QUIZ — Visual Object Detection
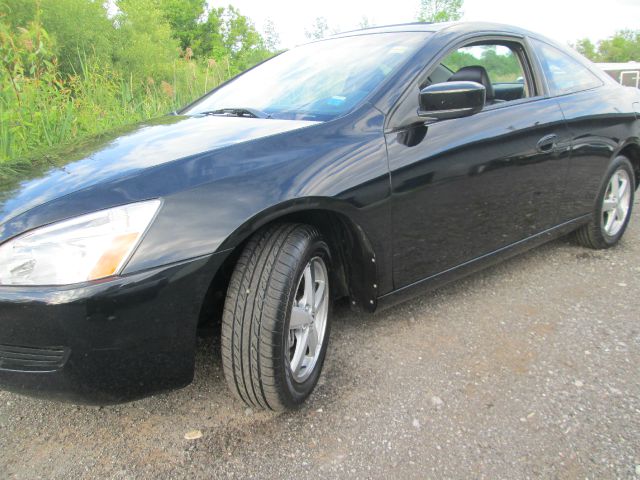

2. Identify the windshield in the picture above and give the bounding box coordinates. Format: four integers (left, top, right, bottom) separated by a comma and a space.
183, 32, 429, 121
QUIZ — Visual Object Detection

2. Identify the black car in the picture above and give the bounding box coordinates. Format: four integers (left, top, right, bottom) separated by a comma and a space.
1, 22, 639, 410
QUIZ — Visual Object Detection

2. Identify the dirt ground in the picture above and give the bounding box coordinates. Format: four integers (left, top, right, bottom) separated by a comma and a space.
1, 201, 639, 479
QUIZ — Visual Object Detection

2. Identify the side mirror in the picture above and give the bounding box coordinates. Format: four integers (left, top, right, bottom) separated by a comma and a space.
418, 81, 486, 120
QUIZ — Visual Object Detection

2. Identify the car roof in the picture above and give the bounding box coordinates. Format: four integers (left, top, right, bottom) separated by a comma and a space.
327, 21, 589, 70
326, 21, 617, 97
330, 21, 538, 39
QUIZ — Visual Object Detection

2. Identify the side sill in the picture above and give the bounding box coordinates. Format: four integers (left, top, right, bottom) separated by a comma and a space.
376, 214, 591, 311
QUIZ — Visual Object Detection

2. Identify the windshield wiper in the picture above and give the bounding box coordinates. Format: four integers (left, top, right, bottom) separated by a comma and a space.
199, 108, 271, 119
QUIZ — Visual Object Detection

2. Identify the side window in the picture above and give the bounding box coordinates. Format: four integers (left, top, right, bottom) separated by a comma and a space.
530, 39, 602, 96
390, 39, 536, 130
432, 43, 531, 105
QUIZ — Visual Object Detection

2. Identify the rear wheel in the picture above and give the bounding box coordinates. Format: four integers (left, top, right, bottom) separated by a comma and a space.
575, 156, 635, 249
221, 223, 332, 411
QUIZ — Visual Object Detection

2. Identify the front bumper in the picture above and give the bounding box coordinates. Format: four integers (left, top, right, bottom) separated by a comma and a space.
0, 251, 227, 405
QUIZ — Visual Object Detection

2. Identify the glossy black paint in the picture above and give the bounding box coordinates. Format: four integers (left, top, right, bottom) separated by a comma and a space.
418, 81, 486, 119
387, 96, 572, 286
0, 253, 227, 403
1, 22, 639, 403
555, 87, 640, 221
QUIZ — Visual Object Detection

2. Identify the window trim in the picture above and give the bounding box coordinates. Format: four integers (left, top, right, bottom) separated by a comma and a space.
386, 33, 546, 132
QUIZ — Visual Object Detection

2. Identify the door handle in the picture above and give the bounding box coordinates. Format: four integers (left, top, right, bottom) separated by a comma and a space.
536, 134, 558, 153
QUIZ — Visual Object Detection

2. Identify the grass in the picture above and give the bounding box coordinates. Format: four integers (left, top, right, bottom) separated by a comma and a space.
0, 41, 228, 171
0, 61, 226, 165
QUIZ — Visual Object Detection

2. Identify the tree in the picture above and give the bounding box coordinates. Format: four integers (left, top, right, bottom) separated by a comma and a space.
574, 38, 597, 60
194, 6, 225, 59
221, 6, 270, 73
443, 46, 521, 81
305, 17, 329, 40
572, 30, 640, 62
597, 30, 640, 62
418, 0, 463, 23
114, 0, 180, 81
154, 0, 206, 51
175, 5, 277, 75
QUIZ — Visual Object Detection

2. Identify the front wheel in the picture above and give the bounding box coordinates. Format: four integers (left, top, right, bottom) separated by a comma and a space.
221, 223, 332, 411
575, 155, 635, 249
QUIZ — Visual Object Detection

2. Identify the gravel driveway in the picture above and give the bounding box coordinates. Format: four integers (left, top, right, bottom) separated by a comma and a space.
1, 201, 639, 479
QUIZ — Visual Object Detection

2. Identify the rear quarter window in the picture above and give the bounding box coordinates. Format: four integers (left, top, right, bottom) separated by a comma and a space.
530, 38, 603, 96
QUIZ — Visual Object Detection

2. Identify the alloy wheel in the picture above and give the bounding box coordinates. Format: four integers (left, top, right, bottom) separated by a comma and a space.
601, 168, 632, 236
287, 256, 329, 383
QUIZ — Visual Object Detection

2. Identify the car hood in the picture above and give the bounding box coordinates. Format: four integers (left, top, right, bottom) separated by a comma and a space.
0, 115, 319, 225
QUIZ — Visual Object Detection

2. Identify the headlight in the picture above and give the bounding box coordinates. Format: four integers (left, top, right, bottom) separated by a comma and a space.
0, 200, 161, 286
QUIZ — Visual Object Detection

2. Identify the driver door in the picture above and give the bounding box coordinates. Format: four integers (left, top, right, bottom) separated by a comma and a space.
387, 37, 572, 288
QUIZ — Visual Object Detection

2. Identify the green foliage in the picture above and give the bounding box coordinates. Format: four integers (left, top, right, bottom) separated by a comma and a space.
573, 30, 640, 62
3, 0, 114, 74
0, 11, 62, 161
0, 1, 277, 165
597, 30, 640, 62
443, 46, 522, 82
443, 51, 475, 72
574, 38, 597, 60
221, 6, 270, 74
155, 0, 205, 50
194, 7, 226, 60
114, 0, 179, 81
418, 0, 463, 23
475, 48, 521, 81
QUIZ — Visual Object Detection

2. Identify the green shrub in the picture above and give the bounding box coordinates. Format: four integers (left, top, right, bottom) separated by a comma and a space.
0, 1, 275, 168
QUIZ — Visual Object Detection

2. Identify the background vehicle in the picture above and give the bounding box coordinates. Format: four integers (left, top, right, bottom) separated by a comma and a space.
597, 62, 640, 87
0, 22, 638, 410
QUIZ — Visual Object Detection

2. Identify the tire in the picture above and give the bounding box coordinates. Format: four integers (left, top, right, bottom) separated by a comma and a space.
221, 223, 332, 411
575, 155, 635, 249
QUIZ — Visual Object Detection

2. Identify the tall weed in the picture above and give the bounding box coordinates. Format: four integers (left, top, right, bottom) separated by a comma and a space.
0, 14, 229, 165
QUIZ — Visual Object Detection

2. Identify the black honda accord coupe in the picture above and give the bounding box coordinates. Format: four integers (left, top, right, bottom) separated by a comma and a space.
1, 22, 639, 410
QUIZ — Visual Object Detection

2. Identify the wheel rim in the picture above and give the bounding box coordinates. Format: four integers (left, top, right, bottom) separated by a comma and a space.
601, 168, 632, 237
287, 256, 329, 383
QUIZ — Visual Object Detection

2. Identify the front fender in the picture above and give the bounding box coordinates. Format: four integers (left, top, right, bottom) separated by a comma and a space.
120, 105, 393, 297
216, 198, 382, 311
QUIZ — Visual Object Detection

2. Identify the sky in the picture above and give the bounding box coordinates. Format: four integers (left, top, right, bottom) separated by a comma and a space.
209, 0, 640, 49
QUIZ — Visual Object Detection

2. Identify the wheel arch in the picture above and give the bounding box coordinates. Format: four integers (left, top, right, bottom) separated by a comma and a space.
198, 199, 380, 330
617, 139, 640, 189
